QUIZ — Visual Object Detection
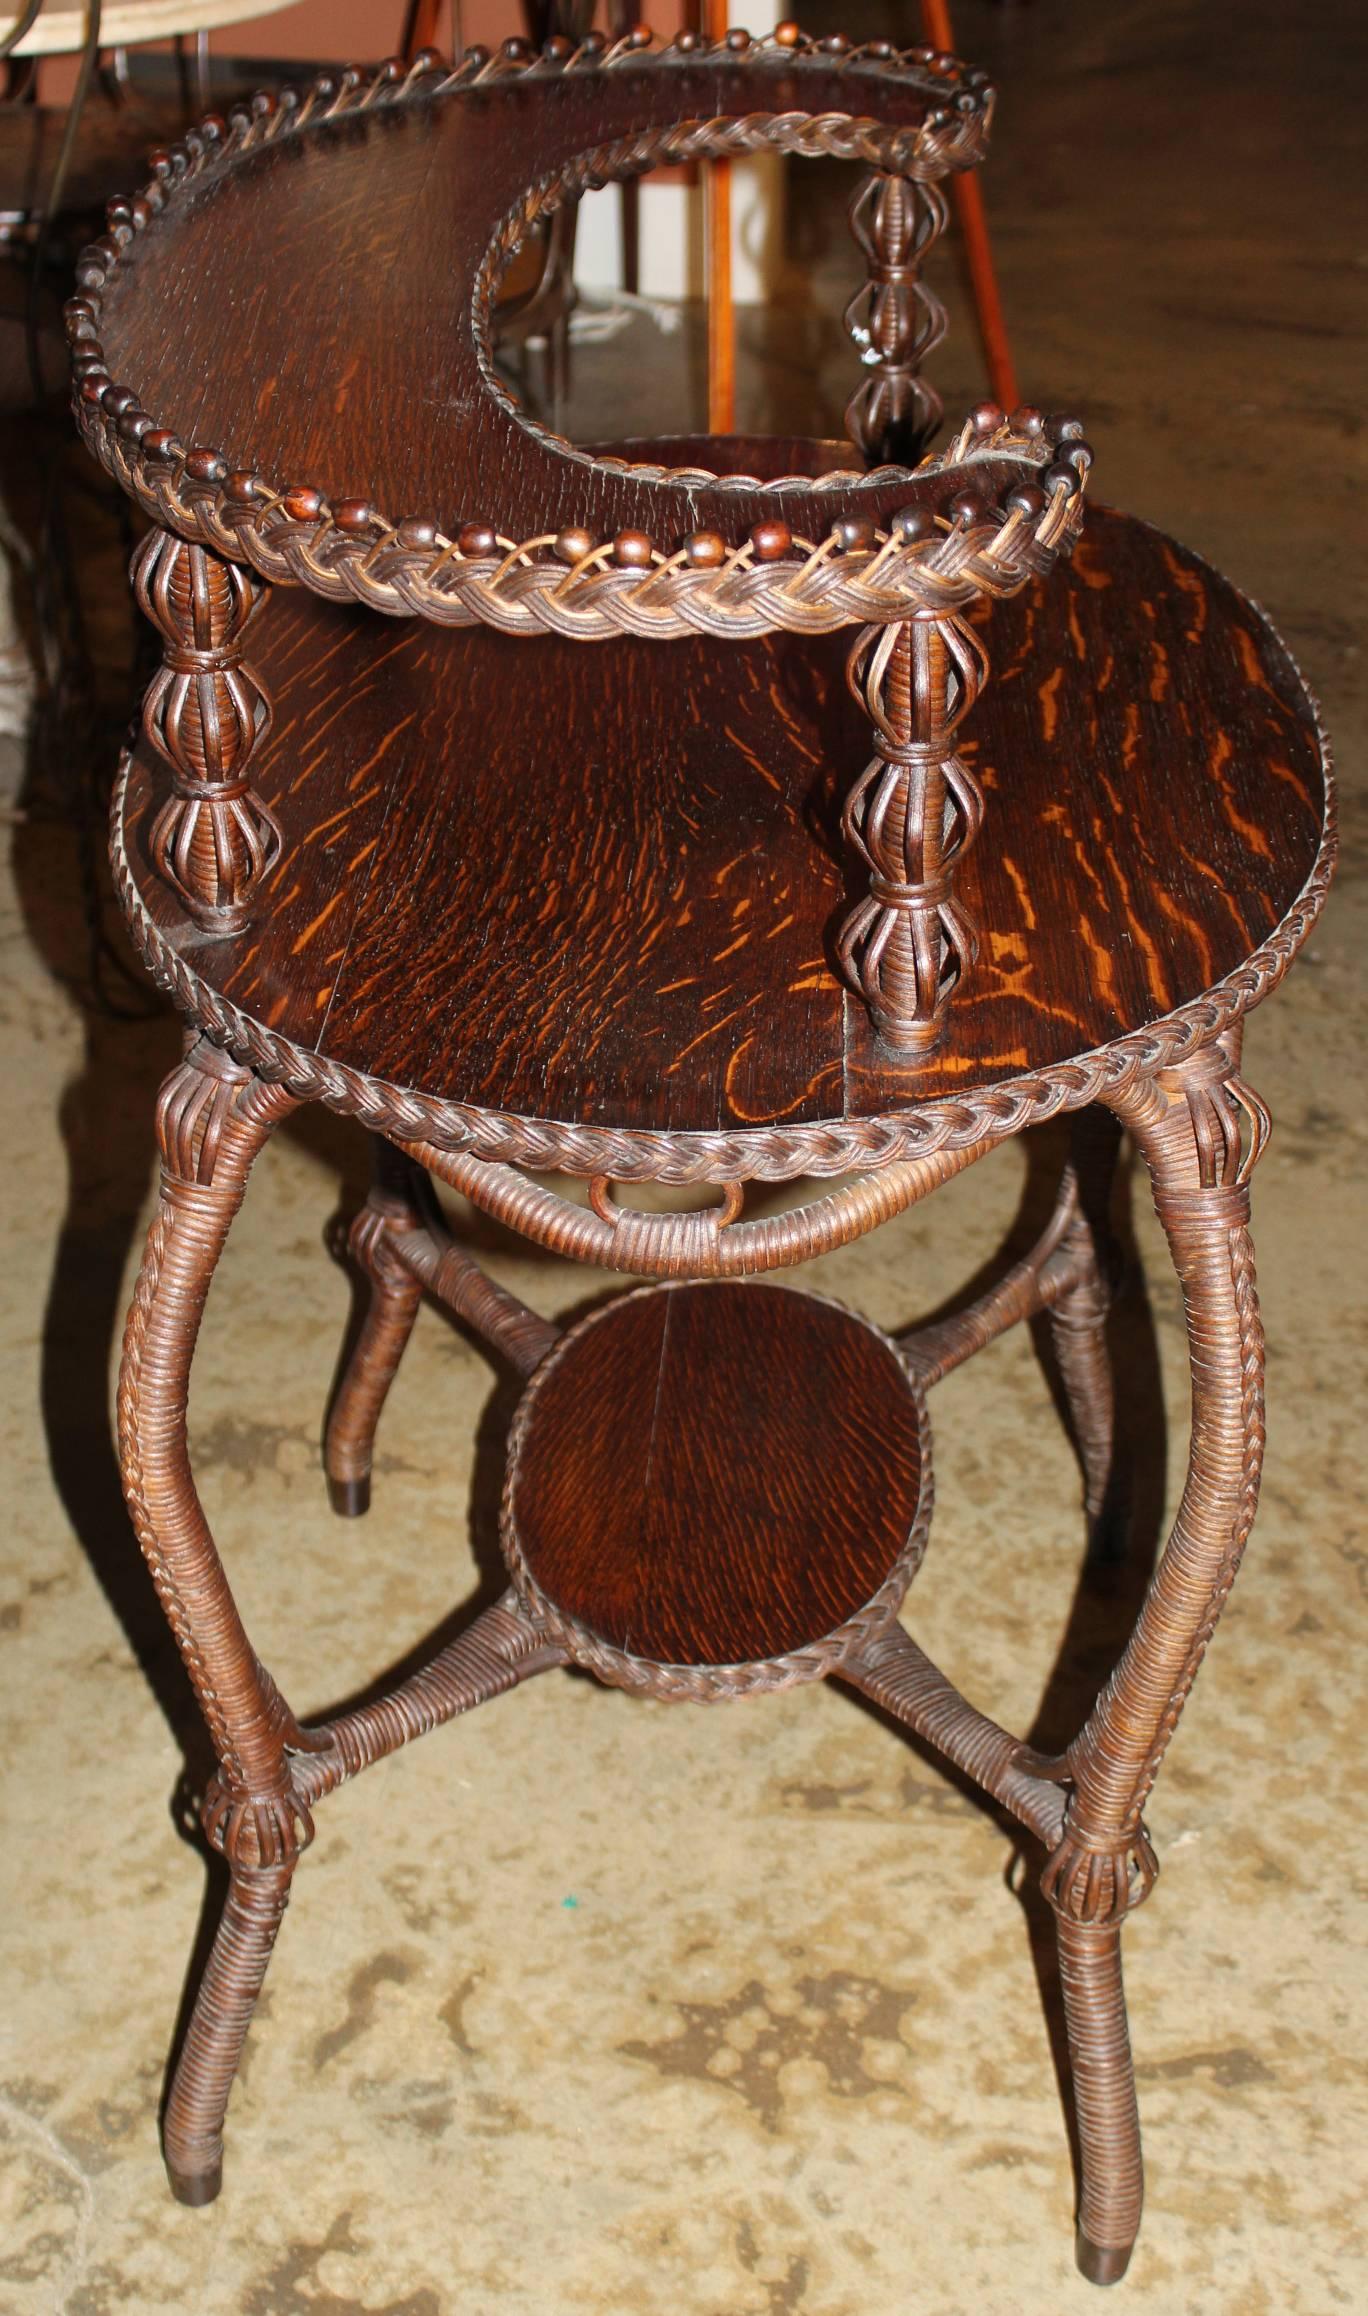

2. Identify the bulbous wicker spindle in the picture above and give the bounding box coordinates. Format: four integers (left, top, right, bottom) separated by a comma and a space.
844, 172, 949, 464
134, 526, 282, 936
837, 612, 987, 1056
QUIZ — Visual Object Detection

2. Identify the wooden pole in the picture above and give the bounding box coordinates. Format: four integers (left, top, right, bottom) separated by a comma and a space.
705, 0, 735, 433
919, 0, 1019, 414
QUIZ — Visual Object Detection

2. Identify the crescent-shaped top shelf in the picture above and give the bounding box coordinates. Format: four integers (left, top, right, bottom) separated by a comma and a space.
65, 32, 1092, 637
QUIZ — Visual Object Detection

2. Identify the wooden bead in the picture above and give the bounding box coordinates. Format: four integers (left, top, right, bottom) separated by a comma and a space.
143, 429, 181, 461
500, 36, 530, 61
749, 520, 791, 562
626, 24, 652, 48
394, 518, 437, 548
1005, 484, 1047, 521
891, 505, 935, 544
554, 527, 595, 564
283, 486, 323, 522
184, 447, 226, 482
1010, 405, 1045, 436
331, 497, 373, 531
773, 20, 802, 46
1043, 463, 1080, 499
833, 516, 877, 554
948, 492, 984, 528
457, 522, 497, 556
683, 531, 727, 568
613, 531, 655, 568
725, 26, 750, 48
970, 401, 1003, 434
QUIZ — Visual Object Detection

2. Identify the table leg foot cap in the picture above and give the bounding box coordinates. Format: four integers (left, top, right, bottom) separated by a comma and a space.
1076, 2231, 1133, 2286
328, 1474, 370, 1518
167, 2158, 222, 2207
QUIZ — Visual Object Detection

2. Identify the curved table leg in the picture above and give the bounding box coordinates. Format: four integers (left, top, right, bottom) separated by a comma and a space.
1040, 1039, 1268, 2282
1056, 1921, 1141, 2284
1048, 1109, 1123, 1559
118, 1039, 305, 2203
325, 1138, 424, 1518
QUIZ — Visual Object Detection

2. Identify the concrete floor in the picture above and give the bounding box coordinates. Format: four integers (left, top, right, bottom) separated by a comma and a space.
2, 2, 1365, 2310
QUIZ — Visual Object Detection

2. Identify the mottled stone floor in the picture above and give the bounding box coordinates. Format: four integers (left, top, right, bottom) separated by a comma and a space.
2, 1, 1365, 2311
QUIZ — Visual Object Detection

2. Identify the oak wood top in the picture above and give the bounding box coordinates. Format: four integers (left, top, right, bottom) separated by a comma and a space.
118, 505, 1330, 1161
504, 1282, 927, 1666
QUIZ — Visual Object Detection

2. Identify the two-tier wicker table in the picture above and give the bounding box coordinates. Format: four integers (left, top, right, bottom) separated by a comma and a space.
67, 28, 1335, 2289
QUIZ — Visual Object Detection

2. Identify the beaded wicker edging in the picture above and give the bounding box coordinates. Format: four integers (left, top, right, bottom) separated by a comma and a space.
109, 671, 1336, 1188
64, 33, 1093, 636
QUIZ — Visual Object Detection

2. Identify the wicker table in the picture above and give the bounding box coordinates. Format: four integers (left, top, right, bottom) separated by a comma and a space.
67, 29, 1334, 2289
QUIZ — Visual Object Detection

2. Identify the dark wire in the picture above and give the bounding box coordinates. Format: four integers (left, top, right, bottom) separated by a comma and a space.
0, 2, 46, 63
26, 0, 103, 404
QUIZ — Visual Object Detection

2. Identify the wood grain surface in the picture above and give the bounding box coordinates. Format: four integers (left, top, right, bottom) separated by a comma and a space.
120, 504, 1328, 1137
93, 52, 1024, 544
505, 1281, 926, 1665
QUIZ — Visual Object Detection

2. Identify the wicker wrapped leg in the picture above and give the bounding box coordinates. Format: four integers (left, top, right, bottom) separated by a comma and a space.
163, 1860, 295, 2203
325, 1142, 424, 1517
1056, 1921, 1141, 2284
1039, 1042, 1269, 2281
1048, 1112, 1122, 1556
118, 1040, 306, 2202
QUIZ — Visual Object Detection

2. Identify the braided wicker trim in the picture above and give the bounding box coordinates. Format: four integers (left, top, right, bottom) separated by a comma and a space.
109, 678, 1336, 1185
65, 33, 1094, 634
498, 1281, 935, 1701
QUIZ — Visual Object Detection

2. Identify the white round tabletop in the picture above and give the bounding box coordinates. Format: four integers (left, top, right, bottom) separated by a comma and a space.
1, 0, 288, 56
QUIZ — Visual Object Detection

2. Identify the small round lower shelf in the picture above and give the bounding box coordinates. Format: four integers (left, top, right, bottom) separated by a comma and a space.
501, 1280, 932, 1697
